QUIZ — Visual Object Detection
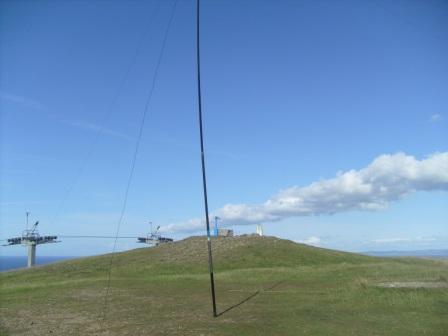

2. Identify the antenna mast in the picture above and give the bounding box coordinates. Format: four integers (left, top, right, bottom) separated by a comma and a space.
26, 211, 30, 231
196, 0, 217, 317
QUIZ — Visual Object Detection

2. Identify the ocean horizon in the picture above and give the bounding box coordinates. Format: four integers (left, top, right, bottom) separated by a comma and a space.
0, 256, 75, 272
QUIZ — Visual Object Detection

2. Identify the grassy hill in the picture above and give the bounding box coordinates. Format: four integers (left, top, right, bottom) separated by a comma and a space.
1, 235, 447, 335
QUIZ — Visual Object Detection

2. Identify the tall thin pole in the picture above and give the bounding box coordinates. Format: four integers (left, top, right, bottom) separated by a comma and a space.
214, 216, 220, 237
26, 211, 30, 231
196, 0, 217, 317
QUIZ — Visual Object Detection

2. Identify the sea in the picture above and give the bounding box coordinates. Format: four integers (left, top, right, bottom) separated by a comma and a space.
0, 256, 75, 272
363, 249, 448, 259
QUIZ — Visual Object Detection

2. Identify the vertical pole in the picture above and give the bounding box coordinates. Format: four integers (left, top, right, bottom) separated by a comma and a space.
26, 211, 30, 231
197, 0, 217, 317
214, 216, 219, 237
27, 243, 36, 268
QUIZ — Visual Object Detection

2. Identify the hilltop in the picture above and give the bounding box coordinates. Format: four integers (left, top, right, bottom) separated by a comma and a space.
1, 236, 447, 335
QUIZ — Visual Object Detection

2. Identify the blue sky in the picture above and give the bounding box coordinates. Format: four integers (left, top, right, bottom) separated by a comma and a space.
1, 0, 447, 256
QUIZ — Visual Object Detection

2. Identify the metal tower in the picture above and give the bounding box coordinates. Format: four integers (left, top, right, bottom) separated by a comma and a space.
137, 222, 173, 246
3, 218, 59, 268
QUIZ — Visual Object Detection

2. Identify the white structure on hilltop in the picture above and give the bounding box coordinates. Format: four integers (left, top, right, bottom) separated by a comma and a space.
256, 224, 264, 236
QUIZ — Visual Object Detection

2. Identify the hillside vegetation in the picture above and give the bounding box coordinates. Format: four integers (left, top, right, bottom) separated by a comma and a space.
1, 236, 447, 335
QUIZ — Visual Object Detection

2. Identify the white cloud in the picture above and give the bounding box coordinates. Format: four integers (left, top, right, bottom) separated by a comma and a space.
0, 91, 47, 110
297, 236, 321, 246
371, 237, 436, 244
161, 218, 204, 233
430, 114, 443, 123
62, 120, 133, 141
162, 152, 448, 233
371, 238, 411, 243
0, 92, 132, 142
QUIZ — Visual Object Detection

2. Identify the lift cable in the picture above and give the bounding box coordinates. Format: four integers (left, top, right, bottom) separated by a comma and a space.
1, 235, 148, 240
101, 0, 179, 321
58, 235, 140, 239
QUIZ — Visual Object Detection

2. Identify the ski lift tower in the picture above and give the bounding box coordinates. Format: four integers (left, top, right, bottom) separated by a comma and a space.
3, 218, 59, 268
137, 222, 173, 247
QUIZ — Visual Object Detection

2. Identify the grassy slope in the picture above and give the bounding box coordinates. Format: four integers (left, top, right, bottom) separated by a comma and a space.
1, 236, 447, 335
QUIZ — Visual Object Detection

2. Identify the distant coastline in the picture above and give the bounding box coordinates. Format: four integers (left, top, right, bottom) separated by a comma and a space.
0, 256, 75, 272
363, 249, 448, 258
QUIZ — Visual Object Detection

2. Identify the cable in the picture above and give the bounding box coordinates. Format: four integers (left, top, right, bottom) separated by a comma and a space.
1, 235, 144, 240
196, 0, 217, 318
58, 235, 140, 239
49, 0, 163, 229
101, 0, 179, 321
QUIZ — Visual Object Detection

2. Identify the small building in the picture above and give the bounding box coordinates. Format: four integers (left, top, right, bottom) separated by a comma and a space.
217, 228, 233, 237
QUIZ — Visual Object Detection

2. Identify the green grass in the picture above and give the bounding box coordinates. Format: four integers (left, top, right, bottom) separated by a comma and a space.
1, 235, 447, 335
